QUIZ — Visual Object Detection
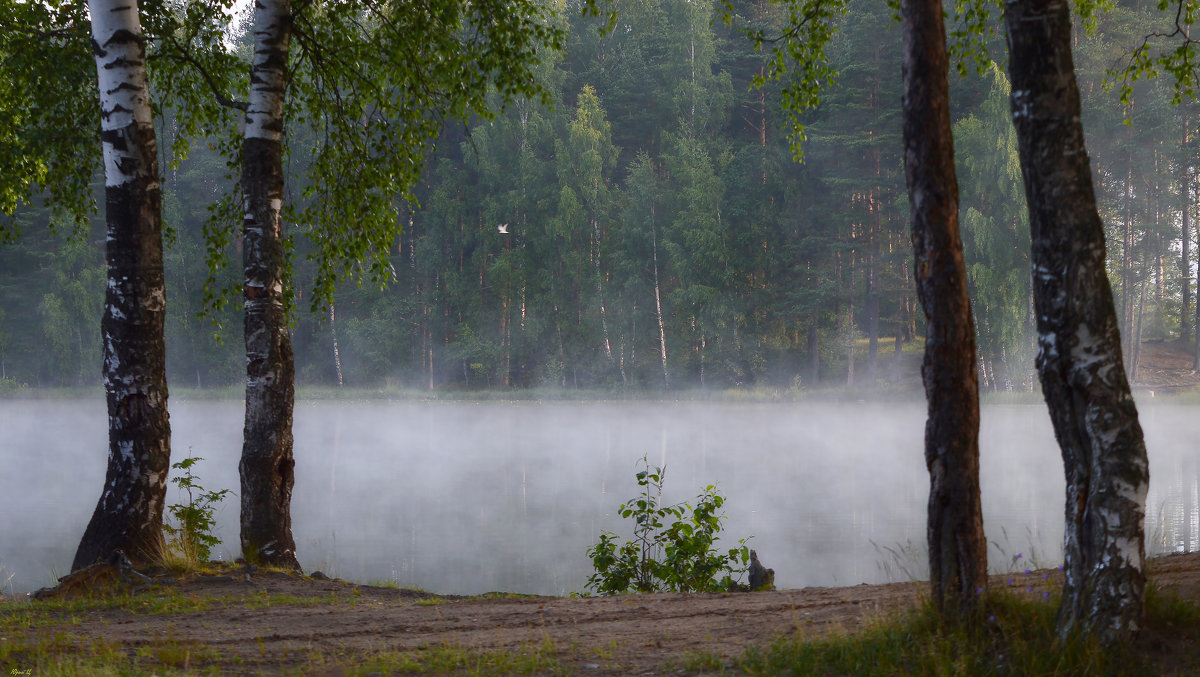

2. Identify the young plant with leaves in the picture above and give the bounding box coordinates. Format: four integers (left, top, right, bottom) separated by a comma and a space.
164, 455, 231, 564
585, 457, 750, 595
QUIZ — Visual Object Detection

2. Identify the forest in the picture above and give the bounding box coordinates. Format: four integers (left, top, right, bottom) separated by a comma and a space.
0, 0, 1194, 394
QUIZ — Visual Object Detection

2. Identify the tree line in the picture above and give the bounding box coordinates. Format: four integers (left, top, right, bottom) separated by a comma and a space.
5, 1, 1199, 396
2, 1, 1197, 396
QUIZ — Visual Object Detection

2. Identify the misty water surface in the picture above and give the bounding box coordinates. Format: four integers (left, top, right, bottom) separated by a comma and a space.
1, 398, 1197, 596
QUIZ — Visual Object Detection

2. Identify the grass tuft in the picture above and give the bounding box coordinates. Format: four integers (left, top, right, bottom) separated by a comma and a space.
331, 638, 565, 676
737, 589, 1162, 676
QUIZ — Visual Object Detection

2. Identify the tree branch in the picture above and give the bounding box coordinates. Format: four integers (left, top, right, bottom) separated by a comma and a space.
158, 35, 249, 111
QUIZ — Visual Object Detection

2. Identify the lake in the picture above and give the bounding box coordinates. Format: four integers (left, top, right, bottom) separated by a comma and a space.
1, 398, 1196, 596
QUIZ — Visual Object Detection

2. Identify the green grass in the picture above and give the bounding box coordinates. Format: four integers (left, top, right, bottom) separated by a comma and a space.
325, 639, 567, 676
1148, 584, 1200, 627
717, 588, 1200, 676
0, 587, 347, 627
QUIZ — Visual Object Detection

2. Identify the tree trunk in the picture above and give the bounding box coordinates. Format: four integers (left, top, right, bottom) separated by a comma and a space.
73, 0, 172, 571
808, 310, 820, 385
1005, 0, 1150, 642
240, 0, 300, 569
652, 210, 669, 388
1131, 260, 1148, 384
1122, 159, 1134, 374
1182, 113, 1191, 345
1196, 199, 1200, 368
330, 302, 343, 387
867, 154, 882, 385
844, 301, 855, 386
900, 0, 987, 617
592, 215, 614, 367
866, 244, 880, 384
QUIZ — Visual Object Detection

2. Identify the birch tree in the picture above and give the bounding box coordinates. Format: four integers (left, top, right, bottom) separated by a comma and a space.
1005, 0, 1150, 642
74, 0, 172, 570
1, 1, 191, 569
238, 0, 298, 568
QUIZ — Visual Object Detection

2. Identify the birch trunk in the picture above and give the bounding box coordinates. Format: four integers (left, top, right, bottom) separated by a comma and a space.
1005, 0, 1150, 642
844, 301, 855, 386
592, 215, 613, 366
1122, 161, 1134, 373
239, 0, 299, 569
1132, 264, 1147, 383
900, 0, 987, 616
73, 0, 171, 571
330, 303, 343, 387
651, 210, 669, 388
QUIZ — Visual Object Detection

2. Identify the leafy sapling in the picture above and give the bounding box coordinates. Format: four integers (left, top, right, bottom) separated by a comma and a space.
163, 454, 231, 564
584, 456, 751, 595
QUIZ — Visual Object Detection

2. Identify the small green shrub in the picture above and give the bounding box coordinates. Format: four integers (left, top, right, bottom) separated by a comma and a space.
163, 454, 231, 564
0, 377, 28, 395
584, 456, 749, 595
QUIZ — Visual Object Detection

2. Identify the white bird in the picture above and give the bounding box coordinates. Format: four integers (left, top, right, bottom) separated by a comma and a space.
497, 223, 509, 234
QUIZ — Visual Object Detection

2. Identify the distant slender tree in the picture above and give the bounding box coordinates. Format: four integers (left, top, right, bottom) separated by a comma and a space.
621, 152, 672, 387
900, 0, 987, 617
1182, 113, 1192, 347
555, 85, 620, 373
1006, 0, 1150, 642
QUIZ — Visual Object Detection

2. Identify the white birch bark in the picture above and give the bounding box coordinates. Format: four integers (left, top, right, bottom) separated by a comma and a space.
1006, 0, 1150, 642
651, 211, 669, 388
245, 0, 288, 146
92, 0, 154, 186
74, 0, 171, 570
593, 215, 613, 364
239, 0, 299, 569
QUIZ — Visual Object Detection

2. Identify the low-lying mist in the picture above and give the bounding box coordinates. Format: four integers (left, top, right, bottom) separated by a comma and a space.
1, 398, 1196, 596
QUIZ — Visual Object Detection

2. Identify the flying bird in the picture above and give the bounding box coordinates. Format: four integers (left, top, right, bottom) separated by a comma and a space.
497, 223, 509, 234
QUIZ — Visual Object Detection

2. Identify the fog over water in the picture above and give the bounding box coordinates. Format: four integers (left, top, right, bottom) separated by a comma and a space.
2, 398, 1197, 596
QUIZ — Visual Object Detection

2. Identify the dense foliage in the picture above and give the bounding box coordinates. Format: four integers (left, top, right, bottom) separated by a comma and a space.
1, 0, 1194, 393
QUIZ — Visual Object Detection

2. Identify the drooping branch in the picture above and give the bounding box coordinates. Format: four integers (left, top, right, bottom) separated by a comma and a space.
1107, 0, 1200, 108
156, 35, 249, 111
